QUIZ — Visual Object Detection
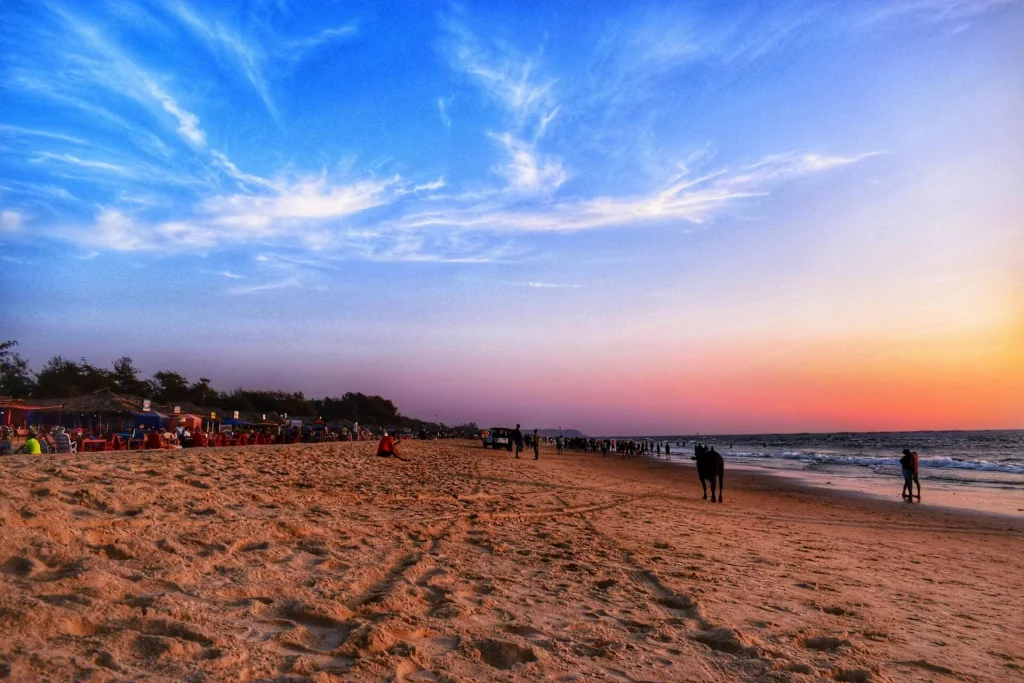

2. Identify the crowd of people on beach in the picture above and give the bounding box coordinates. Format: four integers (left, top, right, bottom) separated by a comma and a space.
0, 421, 390, 455
554, 436, 679, 458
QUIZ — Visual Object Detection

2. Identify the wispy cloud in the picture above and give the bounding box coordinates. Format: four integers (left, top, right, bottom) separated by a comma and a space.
0, 125, 89, 146
855, 0, 1020, 27
210, 151, 277, 190
283, 24, 358, 59
398, 149, 878, 234
489, 133, 567, 196
443, 17, 558, 134
42, 5, 210, 149
209, 270, 244, 279
160, 0, 279, 120
1, 211, 25, 232
437, 98, 452, 128
512, 281, 582, 289
227, 277, 300, 295
31, 152, 131, 175
145, 81, 206, 147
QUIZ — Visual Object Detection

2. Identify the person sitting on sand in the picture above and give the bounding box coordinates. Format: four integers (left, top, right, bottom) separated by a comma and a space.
376, 430, 404, 460
16, 430, 42, 455
900, 448, 921, 500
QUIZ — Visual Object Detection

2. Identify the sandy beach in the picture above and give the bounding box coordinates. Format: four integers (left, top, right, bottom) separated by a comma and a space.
1, 440, 1022, 682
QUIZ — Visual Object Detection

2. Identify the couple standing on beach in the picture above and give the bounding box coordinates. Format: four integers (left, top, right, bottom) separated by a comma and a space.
512, 424, 539, 460
901, 448, 921, 501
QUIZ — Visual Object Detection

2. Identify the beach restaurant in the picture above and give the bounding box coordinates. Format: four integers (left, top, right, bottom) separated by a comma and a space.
0, 398, 65, 436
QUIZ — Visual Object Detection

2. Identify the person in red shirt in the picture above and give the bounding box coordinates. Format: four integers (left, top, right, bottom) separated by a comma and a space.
255, 431, 266, 445
376, 431, 404, 460
145, 428, 165, 450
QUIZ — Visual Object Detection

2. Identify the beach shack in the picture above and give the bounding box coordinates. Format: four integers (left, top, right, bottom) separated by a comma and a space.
0, 398, 64, 437
58, 388, 168, 433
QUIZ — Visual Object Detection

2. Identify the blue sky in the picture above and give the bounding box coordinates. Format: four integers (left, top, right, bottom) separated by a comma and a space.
1, 0, 1022, 433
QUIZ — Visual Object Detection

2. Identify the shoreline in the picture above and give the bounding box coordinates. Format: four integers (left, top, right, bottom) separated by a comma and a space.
679, 457, 1024, 519
1, 440, 1022, 681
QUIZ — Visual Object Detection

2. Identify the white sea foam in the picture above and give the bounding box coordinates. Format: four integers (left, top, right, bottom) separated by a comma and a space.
722, 451, 1024, 475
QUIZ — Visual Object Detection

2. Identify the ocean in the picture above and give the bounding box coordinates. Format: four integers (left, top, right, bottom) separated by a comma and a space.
636, 430, 1024, 489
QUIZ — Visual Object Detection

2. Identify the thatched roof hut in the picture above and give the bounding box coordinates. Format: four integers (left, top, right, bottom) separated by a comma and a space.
60, 388, 146, 414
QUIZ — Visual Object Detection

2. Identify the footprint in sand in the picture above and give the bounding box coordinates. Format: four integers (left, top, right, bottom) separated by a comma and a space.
801, 634, 852, 651
473, 638, 538, 670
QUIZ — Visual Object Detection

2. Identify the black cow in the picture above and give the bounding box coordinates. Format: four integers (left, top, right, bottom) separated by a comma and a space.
692, 445, 725, 503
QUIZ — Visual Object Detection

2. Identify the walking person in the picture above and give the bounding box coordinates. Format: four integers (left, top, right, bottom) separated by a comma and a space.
533, 429, 540, 460
556, 435, 563, 455
512, 424, 524, 459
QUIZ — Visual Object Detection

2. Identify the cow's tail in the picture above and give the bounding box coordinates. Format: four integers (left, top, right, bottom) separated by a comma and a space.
718, 458, 724, 493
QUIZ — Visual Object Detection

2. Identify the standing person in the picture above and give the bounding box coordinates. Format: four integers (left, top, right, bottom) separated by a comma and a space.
900, 449, 921, 500
533, 429, 540, 460
512, 424, 524, 459
556, 435, 563, 455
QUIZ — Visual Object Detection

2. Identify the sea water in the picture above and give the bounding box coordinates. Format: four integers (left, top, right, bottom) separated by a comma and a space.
639, 430, 1024, 490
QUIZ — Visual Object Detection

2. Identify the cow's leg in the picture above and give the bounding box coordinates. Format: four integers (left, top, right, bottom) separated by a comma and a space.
710, 474, 717, 503
700, 477, 707, 500
718, 466, 724, 503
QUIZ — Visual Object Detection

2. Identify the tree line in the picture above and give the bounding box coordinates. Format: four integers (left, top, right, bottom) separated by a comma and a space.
0, 341, 474, 432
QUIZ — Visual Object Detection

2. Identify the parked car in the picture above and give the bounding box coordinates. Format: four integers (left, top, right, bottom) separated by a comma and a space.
482, 427, 513, 451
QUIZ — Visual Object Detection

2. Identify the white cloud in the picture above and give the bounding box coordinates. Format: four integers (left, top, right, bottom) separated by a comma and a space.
490, 133, 567, 196
1, 211, 25, 231
84, 209, 152, 251
201, 174, 396, 232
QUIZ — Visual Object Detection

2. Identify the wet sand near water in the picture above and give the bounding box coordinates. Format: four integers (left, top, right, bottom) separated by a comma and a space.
1, 440, 1022, 682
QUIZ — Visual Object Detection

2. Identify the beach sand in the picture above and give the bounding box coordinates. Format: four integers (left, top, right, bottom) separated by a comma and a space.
1, 440, 1022, 682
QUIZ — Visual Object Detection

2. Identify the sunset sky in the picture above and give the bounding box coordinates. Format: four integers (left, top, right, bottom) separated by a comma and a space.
1, 0, 1022, 434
